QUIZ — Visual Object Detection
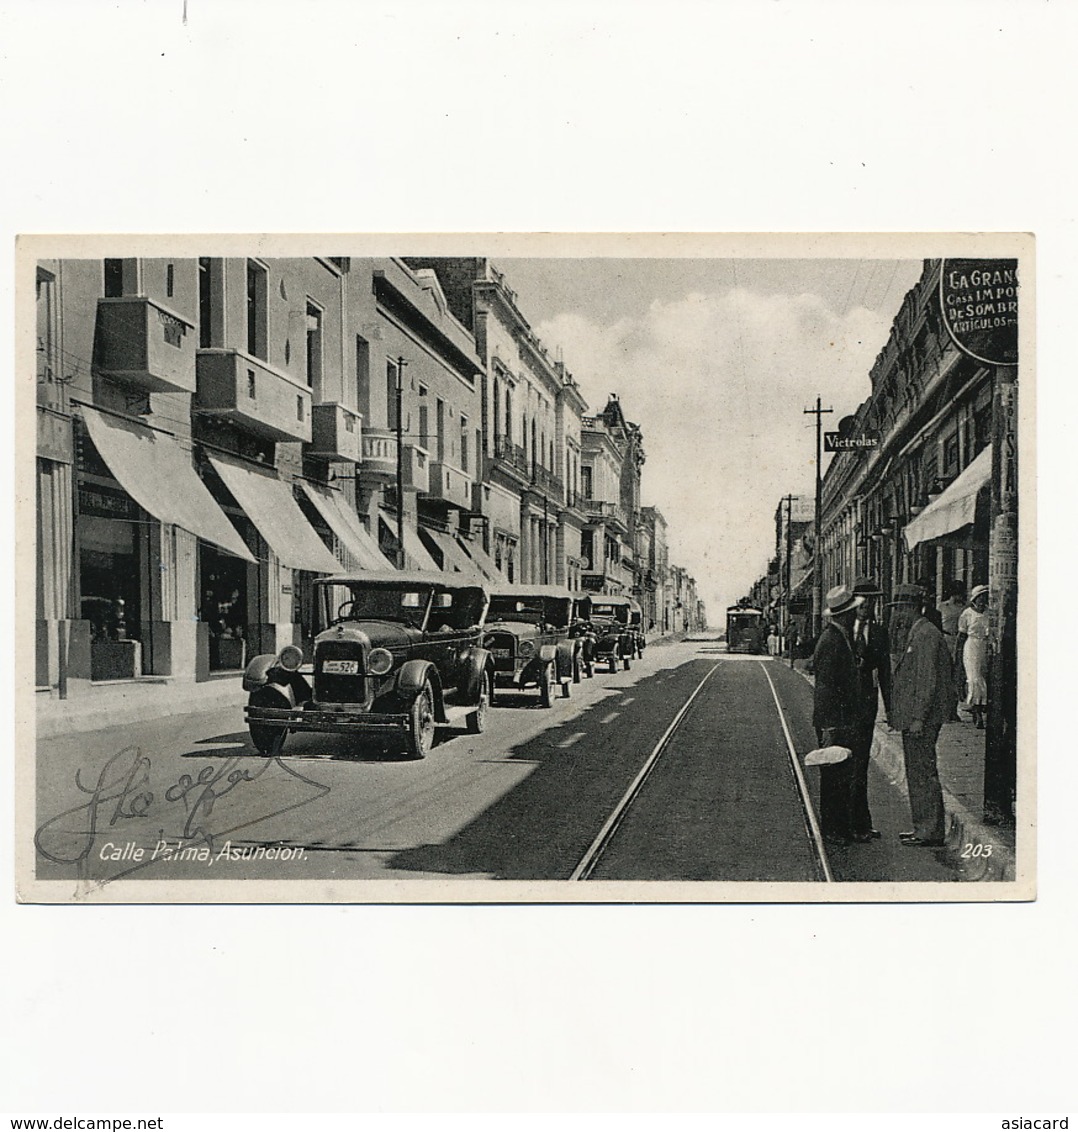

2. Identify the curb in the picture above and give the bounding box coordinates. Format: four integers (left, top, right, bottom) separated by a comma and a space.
790, 664, 1015, 882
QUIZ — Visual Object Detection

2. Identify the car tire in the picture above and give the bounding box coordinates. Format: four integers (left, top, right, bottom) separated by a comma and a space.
561, 670, 571, 699
467, 673, 491, 734
573, 654, 582, 684
250, 724, 287, 756
539, 663, 556, 708
583, 656, 594, 679
622, 652, 631, 671
404, 681, 437, 758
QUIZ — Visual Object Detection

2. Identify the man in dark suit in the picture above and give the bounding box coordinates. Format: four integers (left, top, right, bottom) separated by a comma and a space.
848, 577, 892, 842
812, 584, 861, 844
889, 584, 956, 847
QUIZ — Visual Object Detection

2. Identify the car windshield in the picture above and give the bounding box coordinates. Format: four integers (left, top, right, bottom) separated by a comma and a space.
590, 602, 629, 623
321, 584, 432, 629
488, 595, 572, 627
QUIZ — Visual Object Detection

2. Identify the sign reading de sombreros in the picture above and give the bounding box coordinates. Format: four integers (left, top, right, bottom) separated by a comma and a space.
940, 258, 1019, 366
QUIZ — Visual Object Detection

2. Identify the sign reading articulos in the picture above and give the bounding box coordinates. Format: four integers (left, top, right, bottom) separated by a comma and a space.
939, 258, 1019, 366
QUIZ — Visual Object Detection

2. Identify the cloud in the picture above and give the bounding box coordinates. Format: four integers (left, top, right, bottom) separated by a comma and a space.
537, 288, 894, 620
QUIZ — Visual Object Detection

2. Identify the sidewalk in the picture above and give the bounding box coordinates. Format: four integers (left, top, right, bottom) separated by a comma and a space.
792, 658, 1016, 881
35, 674, 244, 740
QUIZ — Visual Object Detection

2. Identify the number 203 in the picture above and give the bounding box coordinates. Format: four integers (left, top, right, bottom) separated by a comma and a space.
961, 842, 993, 859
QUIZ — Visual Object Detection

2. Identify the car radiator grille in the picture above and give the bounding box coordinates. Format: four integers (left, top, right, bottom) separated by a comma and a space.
314, 643, 367, 703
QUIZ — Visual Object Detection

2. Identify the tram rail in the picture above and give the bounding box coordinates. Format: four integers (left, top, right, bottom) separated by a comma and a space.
569, 657, 833, 883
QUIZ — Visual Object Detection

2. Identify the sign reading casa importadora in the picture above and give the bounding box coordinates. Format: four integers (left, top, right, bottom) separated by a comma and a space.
940, 257, 1019, 366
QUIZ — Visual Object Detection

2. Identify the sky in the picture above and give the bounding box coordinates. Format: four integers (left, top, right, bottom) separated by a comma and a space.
498, 257, 924, 623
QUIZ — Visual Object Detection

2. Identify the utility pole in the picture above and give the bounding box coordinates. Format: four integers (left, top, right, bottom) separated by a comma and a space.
395, 356, 407, 570
783, 493, 795, 668
804, 396, 833, 637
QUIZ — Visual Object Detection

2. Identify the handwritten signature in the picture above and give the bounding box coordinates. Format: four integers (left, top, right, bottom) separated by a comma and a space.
35, 745, 330, 883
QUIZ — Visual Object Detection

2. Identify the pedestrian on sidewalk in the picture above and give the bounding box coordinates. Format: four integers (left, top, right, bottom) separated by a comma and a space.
957, 584, 990, 730
849, 577, 892, 843
888, 584, 955, 848
939, 582, 967, 720
811, 584, 861, 845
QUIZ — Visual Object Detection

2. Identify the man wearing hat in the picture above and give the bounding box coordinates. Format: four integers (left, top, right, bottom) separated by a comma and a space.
888, 583, 956, 847
811, 583, 862, 844
849, 577, 892, 842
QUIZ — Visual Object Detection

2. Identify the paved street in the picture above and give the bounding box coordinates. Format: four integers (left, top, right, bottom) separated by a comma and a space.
35, 639, 959, 889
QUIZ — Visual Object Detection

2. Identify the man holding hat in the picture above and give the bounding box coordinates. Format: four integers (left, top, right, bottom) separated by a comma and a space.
812, 583, 862, 844
888, 583, 956, 847
849, 577, 892, 842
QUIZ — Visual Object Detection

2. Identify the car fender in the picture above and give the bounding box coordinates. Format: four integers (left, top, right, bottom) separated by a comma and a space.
538, 644, 557, 666
555, 640, 576, 680
458, 647, 495, 704
396, 659, 446, 722
243, 653, 279, 692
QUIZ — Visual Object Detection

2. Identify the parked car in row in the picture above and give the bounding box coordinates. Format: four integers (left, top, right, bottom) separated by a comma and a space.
587, 594, 638, 672
243, 572, 494, 760
483, 584, 585, 706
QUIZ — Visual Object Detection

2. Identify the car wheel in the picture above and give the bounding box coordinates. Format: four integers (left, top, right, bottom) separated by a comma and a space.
467, 673, 491, 734
561, 668, 572, 699
584, 656, 594, 679
250, 724, 287, 756
539, 663, 556, 708
623, 651, 631, 671
573, 654, 582, 684
404, 682, 437, 758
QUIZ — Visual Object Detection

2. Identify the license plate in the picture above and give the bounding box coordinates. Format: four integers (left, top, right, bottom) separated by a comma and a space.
322, 659, 359, 675
492, 648, 512, 658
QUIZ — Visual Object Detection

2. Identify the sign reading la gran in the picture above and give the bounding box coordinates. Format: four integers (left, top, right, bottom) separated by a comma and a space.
940, 258, 1019, 366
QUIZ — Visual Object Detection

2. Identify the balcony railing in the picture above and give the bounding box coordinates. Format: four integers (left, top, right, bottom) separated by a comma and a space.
359, 428, 429, 492
491, 434, 530, 476
195, 348, 311, 443
309, 402, 362, 463
95, 297, 196, 395
426, 460, 473, 509
530, 462, 564, 498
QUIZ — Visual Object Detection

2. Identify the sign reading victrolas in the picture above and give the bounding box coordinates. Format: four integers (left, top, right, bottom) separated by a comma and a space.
824, 432, 879, 453
939, 258, 1019, 366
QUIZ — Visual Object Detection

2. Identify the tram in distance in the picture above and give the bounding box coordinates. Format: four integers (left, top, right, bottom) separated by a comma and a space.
725, 605, 768, 654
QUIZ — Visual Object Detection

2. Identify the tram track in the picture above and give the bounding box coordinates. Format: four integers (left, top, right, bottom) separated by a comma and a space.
570, 655, 834, 883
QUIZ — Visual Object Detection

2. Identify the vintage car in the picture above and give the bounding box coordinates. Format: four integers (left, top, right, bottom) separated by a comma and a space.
243, 572, 494, 759
588, 594, 636, 672
627, 598, 647, 658
483, 584, 584, 706
569, 593, 598, 678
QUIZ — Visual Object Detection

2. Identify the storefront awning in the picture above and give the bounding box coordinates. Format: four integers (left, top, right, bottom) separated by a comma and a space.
298, 482, 395, 571
456, 536, 503, 581
420, 528, 484, 578
904, 446, 993, 552
378, 509, 441, 572
80, 406, 255, 562
208, 455, 343, 574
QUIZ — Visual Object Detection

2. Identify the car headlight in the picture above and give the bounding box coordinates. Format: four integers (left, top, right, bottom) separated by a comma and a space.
367, 647, 394, 676
277, 644, 303, 671
518, 640, 536, 658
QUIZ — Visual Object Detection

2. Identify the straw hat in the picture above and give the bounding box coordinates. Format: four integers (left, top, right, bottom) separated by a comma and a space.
969, 584, 989, 602
825, 584, 859, 616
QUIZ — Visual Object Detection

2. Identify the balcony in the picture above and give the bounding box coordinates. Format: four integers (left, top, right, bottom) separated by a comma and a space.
529, 462, 564, 500
580, 498, 628, 531
489, 435, 530, 480
94, 297, 196, 395
195, 348, 312, 443
425, 460, 473, 509
309, 402, 362, 463
359, 428, 429, 492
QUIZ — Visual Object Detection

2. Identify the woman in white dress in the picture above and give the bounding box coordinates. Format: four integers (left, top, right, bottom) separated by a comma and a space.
956, 584, 990, 728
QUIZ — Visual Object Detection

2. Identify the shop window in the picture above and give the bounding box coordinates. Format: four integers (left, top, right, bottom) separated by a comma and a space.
942, 430, 960, 478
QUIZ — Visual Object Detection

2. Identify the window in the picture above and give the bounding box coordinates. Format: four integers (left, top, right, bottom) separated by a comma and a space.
505, 389, 513, 440
492, 380, 501, 443
36, 268, 56, 383
305, 301, 323, 391
297, 395, 304, 421
247, 369, 256, 398
581, 530, 594, 570
942, 430, 960, 478
246, 260, 268, 359
166, 263, 175, 298
581, 466, 593, 499
103, 259, 124, 298
386, 359, 400, 430
198, 258, 213, 349
436, 398, 446, 462
355, 336, 369, 410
